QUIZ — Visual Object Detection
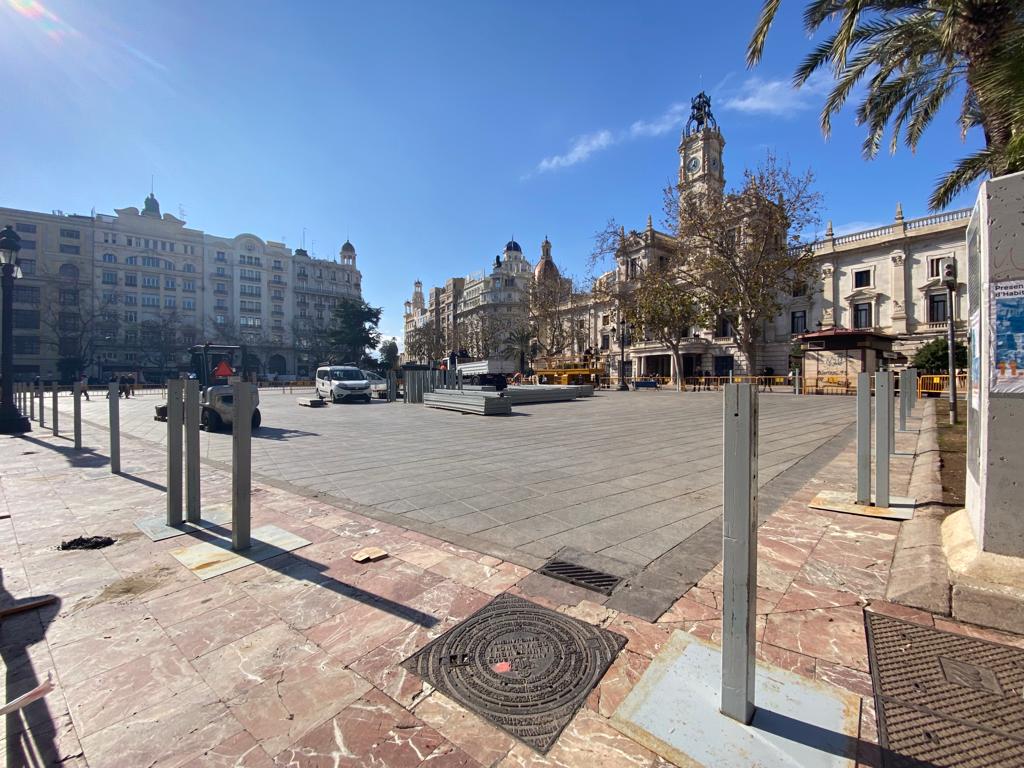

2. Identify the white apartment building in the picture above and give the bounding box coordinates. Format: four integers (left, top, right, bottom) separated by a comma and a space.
0, 192, 362, 381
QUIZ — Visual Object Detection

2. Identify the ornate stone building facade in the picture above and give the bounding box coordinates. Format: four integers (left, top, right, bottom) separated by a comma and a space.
0, 193, 363, 381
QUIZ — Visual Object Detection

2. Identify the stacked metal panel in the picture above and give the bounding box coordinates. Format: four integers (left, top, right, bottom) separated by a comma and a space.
422, 389, 512, 415
501, 386, 579, 405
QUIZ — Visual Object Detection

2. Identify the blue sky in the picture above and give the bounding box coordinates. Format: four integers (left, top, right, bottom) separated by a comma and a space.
1, 0, 984, 342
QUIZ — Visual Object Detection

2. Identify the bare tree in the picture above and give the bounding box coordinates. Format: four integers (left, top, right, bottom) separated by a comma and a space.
404, 324, 445, 363
40, 289, 117, 381
666, 152, 822, 374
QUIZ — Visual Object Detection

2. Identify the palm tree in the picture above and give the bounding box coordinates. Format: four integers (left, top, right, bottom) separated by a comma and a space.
505, 327, 536, 375
747, 1, 1024, 209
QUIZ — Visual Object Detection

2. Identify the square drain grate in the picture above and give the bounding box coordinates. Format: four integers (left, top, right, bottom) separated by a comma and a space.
402, 592, 625, 753
537, 558, 622, 595
864, 610, 1024, 768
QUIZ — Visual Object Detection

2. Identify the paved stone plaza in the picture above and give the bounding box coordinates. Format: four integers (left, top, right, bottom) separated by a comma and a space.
63, 388, 856, 616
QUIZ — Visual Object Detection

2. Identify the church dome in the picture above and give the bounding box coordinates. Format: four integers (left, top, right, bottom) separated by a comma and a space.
341, 240, 355, 254
504, 240, 522, 253
534, 255, 560, 284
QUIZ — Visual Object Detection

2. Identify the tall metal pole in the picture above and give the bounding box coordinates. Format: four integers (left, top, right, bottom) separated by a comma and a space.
184, 379, 200, 522
108, 382, 120, 474
0, 253, 30, 434
51, 382, 58, 436
721, 383, 758, 724
947, 284, 957, 425
231, 381, 252, 551
876, 371, 892, 508
166, 380, 183, 526
856, 372, 871, 505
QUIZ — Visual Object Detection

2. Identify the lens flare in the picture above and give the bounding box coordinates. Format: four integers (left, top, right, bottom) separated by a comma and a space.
7, 0, 77, 43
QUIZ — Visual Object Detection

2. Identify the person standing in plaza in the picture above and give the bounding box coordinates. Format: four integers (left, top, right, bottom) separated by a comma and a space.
79, 372, 90, 401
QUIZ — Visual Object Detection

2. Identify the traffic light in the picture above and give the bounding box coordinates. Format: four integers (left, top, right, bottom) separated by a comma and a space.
941, 257, 957, 288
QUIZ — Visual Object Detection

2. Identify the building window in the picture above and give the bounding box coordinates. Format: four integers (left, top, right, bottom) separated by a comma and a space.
125, 255, 137, 265
142, 275, 159, 288
791, 280, 807, 297
59, 288, 78, 306
216, 251, 226, 261
13, 337, 40, 355
18, 239, 35, 250
273, 259, 282, 270
60, 244, 80, 255
928, 293, 948, 323
15, 223, 36, 234
164, 277, 176, 290
215, 314, 226, 325
854, 269, 871, 288
240, 268, 261, 281
13, 309, 40, 329
164, 296, 176, 308
183, 280, 195, 292
102, 291, 117, 303
142, 256, 160, 268
183, 263, 195, 272
124, 311, 137, 322
790, 310, 807, 335
124, 294, 137, 306
240, 284, 261, 297
59, 312, 80, 332
240, 316, 262, 328
102, 270, 117, 285
125, 273, 137, 287
164, 260, 174, 270
60, 228, 80, 239
928, 257, 944, 279
601, 335, 610, 350
14, 286, 40, 304
59, 263, 79, 279
183, 298, 195, 310
18, 259, 35, 275
716, 316, 734, 338
102, 252, 116, 263
142, 294, 159, 307
853, 302, 872, 329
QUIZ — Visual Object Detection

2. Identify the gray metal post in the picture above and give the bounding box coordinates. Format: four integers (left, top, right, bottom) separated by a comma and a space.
166, 380, 184, 526
29, 383, 35, 421
185, 379, 200, 521
37, 380, 44, 428
231, 381, 252, 550
457, 370, 463, 390
107, 382, 120, 473
898, 370, 909, 432
889, 373, 897, 453
721, 383, 758, 725
856, 372, 871, 505
51, 382, 58, 436
876, 371, 892, 507
73, 382, 82, 449
909, 367, 918, 407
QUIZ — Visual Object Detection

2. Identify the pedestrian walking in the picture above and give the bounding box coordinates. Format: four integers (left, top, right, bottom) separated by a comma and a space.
127, 374, 135, 397
760, 366, 774, 392
79, 372, 90, 401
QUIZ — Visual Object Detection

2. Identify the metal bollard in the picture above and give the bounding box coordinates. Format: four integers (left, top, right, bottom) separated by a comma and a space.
856, 372, 871, 505
898, 370, 909, 432
38, 381, 44, 428
909, 367, 918, 407
29, 384, 35, 421
108, 382, 120, 473
51, 382, 58, 436
184, 379, 201, 522
721, 383, 758, 725
73, 382, 82, 449
876, 372, 892, 507
231, 381, 252, 551
889, 374, 897, 453
166, 380, 184, 526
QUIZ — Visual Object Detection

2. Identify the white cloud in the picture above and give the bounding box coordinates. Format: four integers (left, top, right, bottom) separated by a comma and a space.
723, 70, 833, 117
535, 130, 616, 174
629, 103, 687, 138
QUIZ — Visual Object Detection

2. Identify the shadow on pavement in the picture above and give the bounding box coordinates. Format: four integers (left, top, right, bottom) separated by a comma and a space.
180, 522, 439, 629
0, 587, 66, 768
13, 434, 108, 469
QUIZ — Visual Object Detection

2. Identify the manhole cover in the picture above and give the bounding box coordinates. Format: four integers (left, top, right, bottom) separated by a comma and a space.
865, 610, 1024, 767
402, 592, 625, 753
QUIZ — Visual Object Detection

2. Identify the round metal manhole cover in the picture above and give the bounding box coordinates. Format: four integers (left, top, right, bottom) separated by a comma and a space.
402, 592, 625, 753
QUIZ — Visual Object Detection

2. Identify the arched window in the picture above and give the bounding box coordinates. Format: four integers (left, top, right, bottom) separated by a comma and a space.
58, 263, 79, 279
102, 252, 116, 263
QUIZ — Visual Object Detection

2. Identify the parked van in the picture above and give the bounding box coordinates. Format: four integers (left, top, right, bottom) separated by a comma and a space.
315, 365, 371, 403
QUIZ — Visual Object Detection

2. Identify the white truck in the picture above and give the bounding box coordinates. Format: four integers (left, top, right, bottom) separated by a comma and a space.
456, 358, 517, 389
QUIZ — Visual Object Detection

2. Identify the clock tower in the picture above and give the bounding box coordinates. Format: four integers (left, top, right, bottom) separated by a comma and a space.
679, 91, 725, 198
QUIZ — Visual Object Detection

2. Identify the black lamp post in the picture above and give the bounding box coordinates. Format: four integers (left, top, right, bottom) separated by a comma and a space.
0, 225, 30, 434
614, 310, 630, 391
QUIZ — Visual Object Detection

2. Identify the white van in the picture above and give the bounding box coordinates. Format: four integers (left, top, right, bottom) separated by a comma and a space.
315, 365, 371, 403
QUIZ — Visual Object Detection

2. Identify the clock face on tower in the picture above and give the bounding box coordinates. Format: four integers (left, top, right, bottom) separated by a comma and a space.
686, 156, 700, 174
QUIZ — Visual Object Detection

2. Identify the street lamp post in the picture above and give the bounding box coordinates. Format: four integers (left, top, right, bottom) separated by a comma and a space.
0, 225, 30, 434
615, 309, 629, 391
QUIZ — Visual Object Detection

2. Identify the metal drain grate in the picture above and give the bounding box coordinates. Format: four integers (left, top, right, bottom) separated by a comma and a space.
537, 559, 622, 595
864, 610, 1024, 768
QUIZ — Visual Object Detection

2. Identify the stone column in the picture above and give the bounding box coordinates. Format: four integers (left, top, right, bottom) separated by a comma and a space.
889, 249, 908, 334
821, 264, 835, 326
